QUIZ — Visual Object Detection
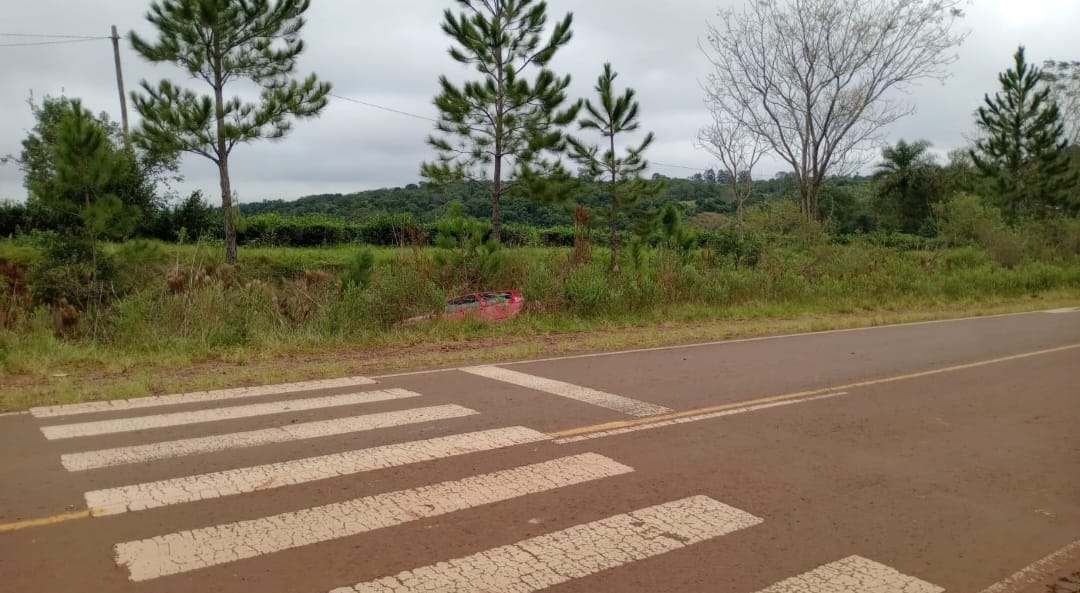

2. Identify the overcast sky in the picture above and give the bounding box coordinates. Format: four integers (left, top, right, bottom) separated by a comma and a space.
2, 0, 1079, 204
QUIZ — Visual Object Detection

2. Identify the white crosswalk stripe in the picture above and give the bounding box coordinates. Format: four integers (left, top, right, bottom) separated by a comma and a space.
461, 366, 672, 417
114, 453, 634, 581
333, 496, 762, 593
41, 389, 420, 440
31, 378, 918, 593
751, 556, 943, 593
85, 426, 550, 516
62, 405, 477, 471
30, 375, 378, 418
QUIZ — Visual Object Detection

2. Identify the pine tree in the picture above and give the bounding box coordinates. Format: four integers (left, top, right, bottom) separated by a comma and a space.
568, 63, 658, 272
129, 0, 331, 264
47, 102, 140, 241
972, 47, 1077, 220
422, 0, 580, 243
45, 102, 141, 304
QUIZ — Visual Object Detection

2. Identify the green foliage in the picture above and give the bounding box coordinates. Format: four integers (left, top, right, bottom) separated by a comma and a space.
30, 101, 142, 243
569, 63, 659, 271
562, 263, 609, 316
27, 233, 112, 307
153, 190, 219, 242
818, 179, 874, 236
972, 47, 1078, 220
342, 248, 375, 289
130, 0, 331, 263
2, 233, 1079, 384
422, 0, 581, 240
4, 95, 176, 235
705, 227, 765, 267
434, 202, 503, 290
873, 139, 946, 234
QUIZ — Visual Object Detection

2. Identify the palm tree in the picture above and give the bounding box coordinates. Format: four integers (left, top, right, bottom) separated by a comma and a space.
874, 139, 943, 233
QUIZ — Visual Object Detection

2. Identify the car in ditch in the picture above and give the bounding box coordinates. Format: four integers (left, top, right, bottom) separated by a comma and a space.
406, 290, 526, 324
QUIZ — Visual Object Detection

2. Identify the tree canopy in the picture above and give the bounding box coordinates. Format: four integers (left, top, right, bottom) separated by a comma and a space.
422, 0, 580, 242
130, 0, 331, 264
703, 0, 966, 221
972, 47, 1077, 219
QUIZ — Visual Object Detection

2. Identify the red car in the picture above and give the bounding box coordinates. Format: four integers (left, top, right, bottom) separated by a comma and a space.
407, 290, 526, 324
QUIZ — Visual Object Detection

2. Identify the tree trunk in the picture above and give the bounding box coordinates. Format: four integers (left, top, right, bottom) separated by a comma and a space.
219, 153, 237, 265
798, 176, 821, 222
213, 50, 238, 266
609, 133, 618, 272
731, 179, 745, 241
491, 158, 502, 244
490, 16, 505, 245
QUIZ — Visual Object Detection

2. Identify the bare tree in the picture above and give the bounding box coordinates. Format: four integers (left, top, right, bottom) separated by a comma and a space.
703, 0, 967, 221
696, 108, 768, 237
1042, 59, 1080, 145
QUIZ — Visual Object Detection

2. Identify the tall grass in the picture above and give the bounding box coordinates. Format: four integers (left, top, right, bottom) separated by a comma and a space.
1, 229, 1078, 386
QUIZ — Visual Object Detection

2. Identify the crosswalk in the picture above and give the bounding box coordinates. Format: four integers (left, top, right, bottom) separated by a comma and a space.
28, 368, 946, 592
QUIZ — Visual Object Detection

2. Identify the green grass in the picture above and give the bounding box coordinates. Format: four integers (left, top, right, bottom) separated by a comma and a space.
1, 236, 1078, 411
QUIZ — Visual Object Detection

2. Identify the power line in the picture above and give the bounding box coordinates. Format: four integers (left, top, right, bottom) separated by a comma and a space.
0, 37, 108, 48
328, 92, 710, 174
329, 93, 437, 123
651, 161, 708, 172
0, 32, 106, 39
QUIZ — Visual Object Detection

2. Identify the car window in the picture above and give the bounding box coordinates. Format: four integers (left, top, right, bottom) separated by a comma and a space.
481, 292, 510, 304
445, 295, 480, 312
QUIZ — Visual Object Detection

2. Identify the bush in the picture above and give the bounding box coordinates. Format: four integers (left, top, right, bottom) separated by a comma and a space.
342, 248, 375, 289
563, 264, 609, 316
703, 228, 765, 267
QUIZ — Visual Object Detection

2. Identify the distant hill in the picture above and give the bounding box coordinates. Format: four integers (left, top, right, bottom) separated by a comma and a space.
238, 176, 812, 228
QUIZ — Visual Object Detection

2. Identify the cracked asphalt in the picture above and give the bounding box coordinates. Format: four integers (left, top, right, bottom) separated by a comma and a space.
0, 309, 1078, 593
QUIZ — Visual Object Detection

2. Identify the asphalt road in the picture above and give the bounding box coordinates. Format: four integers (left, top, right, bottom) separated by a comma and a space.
1, 309, 1078, 593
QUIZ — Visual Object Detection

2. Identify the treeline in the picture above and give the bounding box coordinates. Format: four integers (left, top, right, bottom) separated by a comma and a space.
237, 175, 803, 228
0, 172, 805, 246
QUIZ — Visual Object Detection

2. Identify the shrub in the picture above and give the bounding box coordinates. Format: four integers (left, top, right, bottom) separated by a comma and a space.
342, 248, 376, 289
563, 264, 609, 316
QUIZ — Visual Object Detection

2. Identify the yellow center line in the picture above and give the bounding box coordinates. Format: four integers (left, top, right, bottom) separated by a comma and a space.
0, 509, 96, 533
548, 342, 1080, 439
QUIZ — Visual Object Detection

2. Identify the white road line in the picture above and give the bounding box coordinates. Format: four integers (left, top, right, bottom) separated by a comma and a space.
1043, 307, 1080, 314
752, 556, 943, 593
333, 495, 762, 593
461, 366, 672, 417
114, 453, 633, 582
41, 389, 419, 440
30, 376, 378, 418
554, 392, 846, 444
86, 426, 551, 516
62, 405, 477, 472
977, 539, 1080, 593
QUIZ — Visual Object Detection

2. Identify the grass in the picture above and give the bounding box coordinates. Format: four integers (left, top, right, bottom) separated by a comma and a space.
1, 235, 1078, 411
2, 292, 1077, 412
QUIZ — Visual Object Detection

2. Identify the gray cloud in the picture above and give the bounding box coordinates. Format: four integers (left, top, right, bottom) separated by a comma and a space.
2, 0, 1079, 204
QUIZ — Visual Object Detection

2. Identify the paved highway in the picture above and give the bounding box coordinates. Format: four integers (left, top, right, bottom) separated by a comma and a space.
1, 308, 1078, 592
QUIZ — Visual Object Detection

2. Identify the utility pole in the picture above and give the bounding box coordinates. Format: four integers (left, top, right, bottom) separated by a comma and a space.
110, 25, 130, 146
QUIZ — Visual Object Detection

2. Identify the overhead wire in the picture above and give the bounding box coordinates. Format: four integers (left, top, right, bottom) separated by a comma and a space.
0, 32, 107, 39
328, 92, 710, 174
0, 34, 711, 173
0, 37, 108, 48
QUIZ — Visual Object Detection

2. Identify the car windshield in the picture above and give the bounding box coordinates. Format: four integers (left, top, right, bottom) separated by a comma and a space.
445, 295, 480, 312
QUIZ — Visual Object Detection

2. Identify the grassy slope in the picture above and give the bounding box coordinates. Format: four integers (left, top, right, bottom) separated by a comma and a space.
2, 238, 1078, 411
3, 294, 1077, 412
